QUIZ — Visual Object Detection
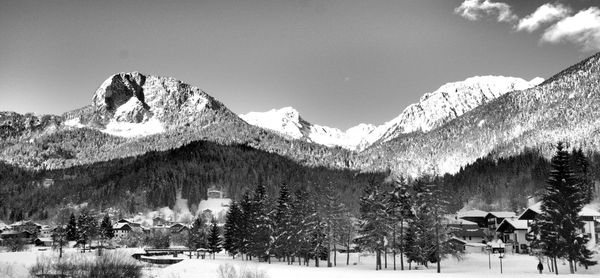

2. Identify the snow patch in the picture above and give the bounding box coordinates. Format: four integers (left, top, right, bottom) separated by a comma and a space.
102, 117, 165, 138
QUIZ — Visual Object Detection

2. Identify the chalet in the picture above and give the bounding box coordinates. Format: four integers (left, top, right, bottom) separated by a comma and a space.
447, 223, 486, 244
112, 223, 142, 238
34, 237, 54, 247
457, 210, 488, 227
10, 221, 42, 235
496, 219, 529, 253
170, 223, 189, 234
518, 202, 600, 247
153, 217, 174, 227
1, 230, 35, 243
39, 225, 54, 238
485, 212, 516, 231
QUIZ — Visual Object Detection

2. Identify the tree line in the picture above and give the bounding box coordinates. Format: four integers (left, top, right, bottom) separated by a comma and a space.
221, 177, 463, 272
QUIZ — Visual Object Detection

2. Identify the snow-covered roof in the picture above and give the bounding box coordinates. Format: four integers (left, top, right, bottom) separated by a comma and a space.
581, 206, 600, 217
112, 223, 131, 230
496, 219, 528, 232
486, 211, 516, 219
458, 210, 487, 218
519, 202, 600, 219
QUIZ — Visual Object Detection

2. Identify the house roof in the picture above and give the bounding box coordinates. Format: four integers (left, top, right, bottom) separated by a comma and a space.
518, 202, 600, 220
458, 210, 487, 218
496, 219, 528, 232
485, 211, 516, 219
113, 223, 132, 230
447, 224, 486, 238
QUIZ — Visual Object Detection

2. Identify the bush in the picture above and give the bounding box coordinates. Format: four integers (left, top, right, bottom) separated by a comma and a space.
29, 251, 142, 278
4, 238, 27, 252
145, 229, 170, 248
217, 263, 268, 278
116, 231, 144, 248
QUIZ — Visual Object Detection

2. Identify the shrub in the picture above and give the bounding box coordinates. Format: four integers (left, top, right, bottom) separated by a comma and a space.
217, 263, 237, 278
4, 238, 27, 252
29, 251, 142, 278
116, 231, 144, 248
145, 229, 170, 248
217, 263, 268, 278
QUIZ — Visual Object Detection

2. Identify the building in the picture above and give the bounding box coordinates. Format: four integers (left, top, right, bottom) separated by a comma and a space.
518, 202, 600, 248
457, 210, 488, 227
496, 219, 529, 253
447, 223, 486, 244
112, 222, 142, 238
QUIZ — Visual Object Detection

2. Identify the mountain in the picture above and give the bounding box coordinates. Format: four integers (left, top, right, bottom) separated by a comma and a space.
241, 76, 542, 150
0, 72, 354, 170
359, 52, 600, 177
240, 107, 375, 150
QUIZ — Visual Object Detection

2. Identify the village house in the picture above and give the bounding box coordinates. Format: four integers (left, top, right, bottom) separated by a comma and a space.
495, 218, 529, 253
447, 223, 486, 244
518, 202, 600, 248
113, 219, 143, 238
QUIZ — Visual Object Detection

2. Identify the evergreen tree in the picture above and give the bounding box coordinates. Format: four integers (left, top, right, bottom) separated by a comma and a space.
239, 191, 254, 259
66, 213, 78, 241
249, 183, 273, 262
223, 201, 242, 258
531, 142, 596, 274
99, 214, 114, 240
403, 178, 436, 268
188, 216, 207, 249
572, 148, 594, 203
316, 182, 348, 267
387, 177, 413, 270
272, 184, 293, 262
207, 217, 222, 259
76, 210, 97, 251
357, 181, 389, 270
289, 188, 314, 266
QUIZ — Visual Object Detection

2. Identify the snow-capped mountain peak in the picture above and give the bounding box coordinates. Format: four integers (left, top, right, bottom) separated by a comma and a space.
240, 75, 543, 151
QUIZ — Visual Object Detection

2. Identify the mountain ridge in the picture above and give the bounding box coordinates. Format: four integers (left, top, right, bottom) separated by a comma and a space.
240, 75, 543, 150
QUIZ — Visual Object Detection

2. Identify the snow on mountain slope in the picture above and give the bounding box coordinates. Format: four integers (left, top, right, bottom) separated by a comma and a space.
240, 107, 376, 150
361, 76, 544, 147
63, 71, 233, 137
240, 76, 542, 151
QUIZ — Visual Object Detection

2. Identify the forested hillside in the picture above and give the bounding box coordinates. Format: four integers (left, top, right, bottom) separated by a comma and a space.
0, 140, 386, 222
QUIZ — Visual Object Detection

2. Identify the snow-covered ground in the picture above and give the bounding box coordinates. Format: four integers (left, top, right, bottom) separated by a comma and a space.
1, 248, 598, 277
150, 251, 600, 278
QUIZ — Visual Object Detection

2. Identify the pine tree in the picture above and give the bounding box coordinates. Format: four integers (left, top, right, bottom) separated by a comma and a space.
76, 210, 97, 252
99, 214, 114, 240
357, 181, 389, 270
188, 217, 207, 249
239, 191, 254, 259
249, 183, 273, 262
272, 184, 293, 262
572, 148, 594, 203
315, 182, 348, 267
223, 201, 242, 258
531, 142, 596, 274
290, 188, 314, 266
207, 217, 222, 259
66, 213, 78, 241
387, 177, 413, 270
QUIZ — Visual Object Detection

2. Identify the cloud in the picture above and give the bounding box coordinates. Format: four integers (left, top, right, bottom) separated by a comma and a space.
541, 7, 600, 51
454, 0, 518, 23
516, 3, 572, 32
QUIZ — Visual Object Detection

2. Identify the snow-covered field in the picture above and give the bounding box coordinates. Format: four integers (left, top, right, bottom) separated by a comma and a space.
151, 251, 600, 278
1, 248, 599, 277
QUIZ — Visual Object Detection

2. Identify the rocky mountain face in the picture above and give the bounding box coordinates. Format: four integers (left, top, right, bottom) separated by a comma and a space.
0, 72, 354, 169
241, 76, 542, 151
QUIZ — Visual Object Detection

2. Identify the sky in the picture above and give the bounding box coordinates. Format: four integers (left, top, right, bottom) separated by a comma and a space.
1, 0, 599, 130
